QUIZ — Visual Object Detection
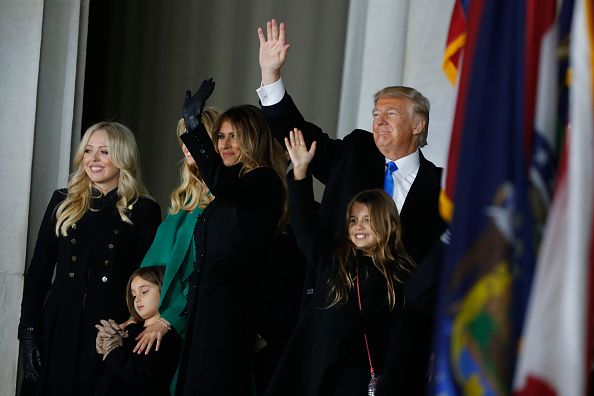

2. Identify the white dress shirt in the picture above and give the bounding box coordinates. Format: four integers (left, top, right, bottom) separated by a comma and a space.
388, 151, 420, 213
256, 78, 420, 212
257, 78, 286, 106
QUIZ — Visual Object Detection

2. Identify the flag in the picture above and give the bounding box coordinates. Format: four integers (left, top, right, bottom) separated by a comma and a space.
513, 0, 594, 394
525, 0, 559, 211
440, 0, 470, 223
443, 0, 470, 86
440, 0, 561, 225
432, 0, 536, 394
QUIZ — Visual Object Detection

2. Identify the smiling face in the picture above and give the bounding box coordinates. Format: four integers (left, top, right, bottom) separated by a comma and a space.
372, 97, 422, 160
83, 129, 120, 194
348, 202, 379, 252
130, 275, 160, 325
216, 121, 242, 166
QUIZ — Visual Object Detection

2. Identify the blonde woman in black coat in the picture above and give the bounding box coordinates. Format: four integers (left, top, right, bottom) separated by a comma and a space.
18, 122, 161, 396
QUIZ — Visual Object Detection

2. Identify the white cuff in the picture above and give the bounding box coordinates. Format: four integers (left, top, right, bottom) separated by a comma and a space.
257, 78, 286, 106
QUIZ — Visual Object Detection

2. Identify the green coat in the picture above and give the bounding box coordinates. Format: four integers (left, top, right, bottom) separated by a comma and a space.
140, 208, 202, 337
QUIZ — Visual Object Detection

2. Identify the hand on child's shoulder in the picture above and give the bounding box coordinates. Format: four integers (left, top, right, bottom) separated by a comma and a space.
118, 318, 136, 330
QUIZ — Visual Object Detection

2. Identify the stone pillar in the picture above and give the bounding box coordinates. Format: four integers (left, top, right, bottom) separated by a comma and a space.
0, 0, 88, 394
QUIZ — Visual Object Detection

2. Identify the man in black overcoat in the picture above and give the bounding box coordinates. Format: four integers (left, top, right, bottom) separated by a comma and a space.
257, 19, 447, 394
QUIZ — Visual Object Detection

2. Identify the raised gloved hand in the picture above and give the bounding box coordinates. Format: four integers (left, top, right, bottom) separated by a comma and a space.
18, 327, 42, 383
182, 77, 215, 131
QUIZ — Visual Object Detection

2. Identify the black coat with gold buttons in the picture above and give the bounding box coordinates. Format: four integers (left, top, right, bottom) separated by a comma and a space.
19, 188, 161, 396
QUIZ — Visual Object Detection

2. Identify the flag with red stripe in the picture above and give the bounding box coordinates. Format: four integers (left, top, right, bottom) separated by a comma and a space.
513, 0, 594, 394
443, 0, 470, 86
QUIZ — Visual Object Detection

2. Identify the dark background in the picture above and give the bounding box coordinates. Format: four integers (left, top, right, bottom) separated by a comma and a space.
82, 0, 349, 210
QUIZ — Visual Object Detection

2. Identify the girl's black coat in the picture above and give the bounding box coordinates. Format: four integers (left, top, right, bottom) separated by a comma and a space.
176, 125, 283, 395
19, 189, 161, 396
265, 176, 403, 396
95, 323, 182, 396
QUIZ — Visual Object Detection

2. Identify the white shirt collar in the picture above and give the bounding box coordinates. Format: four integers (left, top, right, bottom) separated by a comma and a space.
386, 150, 420, 177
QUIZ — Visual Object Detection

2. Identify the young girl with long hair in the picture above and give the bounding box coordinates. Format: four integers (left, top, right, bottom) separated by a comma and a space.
265, 129, 414, 396
95, 266, 182, 396
18, 122, 161, 396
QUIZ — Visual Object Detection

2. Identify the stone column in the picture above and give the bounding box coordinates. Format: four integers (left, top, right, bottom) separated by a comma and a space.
0, 0, 88, 394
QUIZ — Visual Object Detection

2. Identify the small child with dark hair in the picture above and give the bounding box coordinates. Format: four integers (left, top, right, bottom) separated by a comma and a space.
265, 129, 415, 396
94, 266, 181, 396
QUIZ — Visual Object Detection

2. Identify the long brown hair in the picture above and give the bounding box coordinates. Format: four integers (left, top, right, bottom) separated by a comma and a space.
126, 266, 165, 324
326, 189, 415, 310
212, 105, 288, 225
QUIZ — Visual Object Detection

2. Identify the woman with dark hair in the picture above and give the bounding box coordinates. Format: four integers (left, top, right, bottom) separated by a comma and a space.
174, 79, 287, 396
18, 122, 161, 396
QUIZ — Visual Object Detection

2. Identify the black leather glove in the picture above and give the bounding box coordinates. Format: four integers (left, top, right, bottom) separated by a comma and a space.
182, 77, 215, 131
18, 327, 42, 383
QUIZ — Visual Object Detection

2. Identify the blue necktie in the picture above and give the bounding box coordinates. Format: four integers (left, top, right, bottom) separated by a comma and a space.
383, 161, 398, 197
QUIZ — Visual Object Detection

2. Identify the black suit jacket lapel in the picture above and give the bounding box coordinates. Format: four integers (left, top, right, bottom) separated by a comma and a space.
400, 150, 431, 217
371, 145, 386, 190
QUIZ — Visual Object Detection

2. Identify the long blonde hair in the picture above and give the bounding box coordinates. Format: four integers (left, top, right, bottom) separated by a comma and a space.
55, 122, 149, 236
169, 107, 220, 214
326, 189, 415, 310
211, 105, 288, 224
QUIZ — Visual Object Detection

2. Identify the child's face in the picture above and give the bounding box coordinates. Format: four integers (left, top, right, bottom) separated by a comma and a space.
348, 202, 378, 251
130, 276, 160, 321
